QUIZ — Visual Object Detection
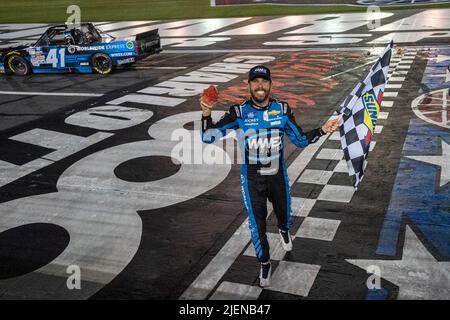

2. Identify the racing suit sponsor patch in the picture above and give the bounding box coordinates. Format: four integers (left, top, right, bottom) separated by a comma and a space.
244, 111, 259, 126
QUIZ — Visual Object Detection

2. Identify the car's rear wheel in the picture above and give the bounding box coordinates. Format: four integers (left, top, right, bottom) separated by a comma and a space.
7, 55, 31, 76
91, 53, 114, 75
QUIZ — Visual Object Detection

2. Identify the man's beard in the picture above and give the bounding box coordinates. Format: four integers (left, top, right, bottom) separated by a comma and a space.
250, 88, 270, 105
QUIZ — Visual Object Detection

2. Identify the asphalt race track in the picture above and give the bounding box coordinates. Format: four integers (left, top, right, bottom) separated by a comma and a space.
0, 8, 449, 300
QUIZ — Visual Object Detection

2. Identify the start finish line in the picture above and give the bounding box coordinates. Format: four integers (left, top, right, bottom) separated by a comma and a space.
212, 0, 450, 6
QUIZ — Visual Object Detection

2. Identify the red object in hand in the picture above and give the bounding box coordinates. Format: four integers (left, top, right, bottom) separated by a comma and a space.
201, 85, 219, 107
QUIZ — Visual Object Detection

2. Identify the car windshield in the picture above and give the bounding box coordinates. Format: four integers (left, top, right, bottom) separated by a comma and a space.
35, 32, 50, 47
79, 24, 102, 44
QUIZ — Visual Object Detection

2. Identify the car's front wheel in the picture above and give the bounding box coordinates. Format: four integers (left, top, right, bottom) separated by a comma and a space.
6, 55, 31, 76
91, 53, 114, 75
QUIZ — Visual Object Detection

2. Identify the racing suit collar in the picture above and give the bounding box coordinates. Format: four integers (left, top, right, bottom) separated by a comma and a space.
248, 98, 273, 110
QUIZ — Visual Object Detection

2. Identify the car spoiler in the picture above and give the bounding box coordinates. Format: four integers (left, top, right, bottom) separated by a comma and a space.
135, 28, 162, 55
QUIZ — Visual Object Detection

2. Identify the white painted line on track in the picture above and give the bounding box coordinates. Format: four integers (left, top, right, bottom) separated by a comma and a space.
0, 91, 103, 97
162, 45, 431, 55
385, 83, 403, 89
318, 185, 355, 203
163, 47, 386, 54
382, 100, 395, 107
388, 76, 406, 82
384, 91, 399, 97
295, 217, 341, 242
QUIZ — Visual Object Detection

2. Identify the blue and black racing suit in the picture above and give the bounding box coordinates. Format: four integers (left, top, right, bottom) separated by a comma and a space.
201, 98, 325, 262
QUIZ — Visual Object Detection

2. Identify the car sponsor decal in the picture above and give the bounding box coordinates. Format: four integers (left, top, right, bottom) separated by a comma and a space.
117, 57, 135, 65
110, 52, 134, 57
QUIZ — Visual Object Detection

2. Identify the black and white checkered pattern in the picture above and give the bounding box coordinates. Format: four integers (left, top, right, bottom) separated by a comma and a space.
336, 42, 393, 189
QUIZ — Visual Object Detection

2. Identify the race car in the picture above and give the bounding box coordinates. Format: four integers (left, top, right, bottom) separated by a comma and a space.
0, 23, 162, 75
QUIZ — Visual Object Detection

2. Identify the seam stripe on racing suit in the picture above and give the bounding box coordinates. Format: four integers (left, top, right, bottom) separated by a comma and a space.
201, 98, 325, 262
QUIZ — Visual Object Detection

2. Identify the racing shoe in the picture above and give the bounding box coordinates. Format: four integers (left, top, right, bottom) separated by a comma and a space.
259, 261, 272, 287
279, 229, 293, 252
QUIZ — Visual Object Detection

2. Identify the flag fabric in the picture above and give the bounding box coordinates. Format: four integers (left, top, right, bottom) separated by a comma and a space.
336, 41, 393, 189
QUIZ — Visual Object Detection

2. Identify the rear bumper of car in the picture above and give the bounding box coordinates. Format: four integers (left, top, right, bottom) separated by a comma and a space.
137, 46, 162, 60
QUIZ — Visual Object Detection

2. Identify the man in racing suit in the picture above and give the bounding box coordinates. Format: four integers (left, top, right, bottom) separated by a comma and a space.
200, 65, 339, 287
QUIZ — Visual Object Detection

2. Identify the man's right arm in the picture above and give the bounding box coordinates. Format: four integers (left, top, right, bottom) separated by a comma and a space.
201, 106, 240, 144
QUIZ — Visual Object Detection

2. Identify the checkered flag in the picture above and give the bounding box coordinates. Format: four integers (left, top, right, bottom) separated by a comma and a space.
336, 41, 393, 189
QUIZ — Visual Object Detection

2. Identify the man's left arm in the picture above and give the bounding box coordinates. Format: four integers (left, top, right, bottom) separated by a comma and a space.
284, 104, 339, 148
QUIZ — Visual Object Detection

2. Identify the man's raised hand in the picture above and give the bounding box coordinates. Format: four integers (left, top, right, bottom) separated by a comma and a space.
200, 85, 219, 116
